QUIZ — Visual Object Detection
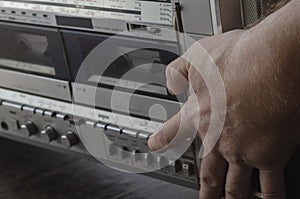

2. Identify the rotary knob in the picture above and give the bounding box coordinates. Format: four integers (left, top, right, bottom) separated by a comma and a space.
61, 131, 78, 148
41, 126, 57, 142
20, 121, 37, 137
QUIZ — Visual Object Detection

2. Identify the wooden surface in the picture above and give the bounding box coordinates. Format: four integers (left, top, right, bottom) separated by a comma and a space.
0, 137, 198, 199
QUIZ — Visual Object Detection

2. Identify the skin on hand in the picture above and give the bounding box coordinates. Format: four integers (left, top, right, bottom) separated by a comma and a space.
148, 1, 300, 199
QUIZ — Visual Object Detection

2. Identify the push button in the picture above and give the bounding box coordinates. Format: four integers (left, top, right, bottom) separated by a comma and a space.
146, 153, 155, 167
133, 150, 142, 162
2, 101, 22, 110
95, 122, 106, 129
182, 162, 194, 177
170, 160, 182, 173
56, 113, 69, 121
9, 119, 19, 130
158, 156, 169, 168
121, 146, 131, 159
137, 131, 151, 140
44, 110, 56, 117
22, 106, 35, 113
105, 125, 121, 134
122, 129, 138, 138
34, 108, 44, 115
108, 144, 118, 156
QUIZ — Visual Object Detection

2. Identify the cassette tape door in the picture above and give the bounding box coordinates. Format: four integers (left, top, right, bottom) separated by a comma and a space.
0, 22, 70, 80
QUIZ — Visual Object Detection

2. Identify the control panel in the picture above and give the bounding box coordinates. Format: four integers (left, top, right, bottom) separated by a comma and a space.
0, 89, 200, 189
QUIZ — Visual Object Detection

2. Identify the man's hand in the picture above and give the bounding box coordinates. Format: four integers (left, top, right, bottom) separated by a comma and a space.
148, 1, 300, 198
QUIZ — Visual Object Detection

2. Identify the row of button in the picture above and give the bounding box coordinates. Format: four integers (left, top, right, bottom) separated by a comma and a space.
109, 144, 194, 178
0, 100, 151, 145
0, 100, 196, 178
0, 9, 48, 18
174, 160, 195, 178
85, 120, 152, 140
0, 100, 69, 121
1, 100, 153, 140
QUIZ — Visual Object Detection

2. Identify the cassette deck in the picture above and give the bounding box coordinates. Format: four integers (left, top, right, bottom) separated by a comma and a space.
0, 0, 268, 197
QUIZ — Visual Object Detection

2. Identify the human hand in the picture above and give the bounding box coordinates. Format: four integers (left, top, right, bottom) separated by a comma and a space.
148, 24, 300, 199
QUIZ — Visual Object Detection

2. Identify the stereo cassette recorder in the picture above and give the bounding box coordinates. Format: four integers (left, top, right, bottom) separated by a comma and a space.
0, 0, 282, 198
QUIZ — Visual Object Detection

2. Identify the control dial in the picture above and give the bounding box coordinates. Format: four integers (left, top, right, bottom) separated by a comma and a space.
41, 126, 57, 142
20, 121, 37, 137
61, 131, 78, 148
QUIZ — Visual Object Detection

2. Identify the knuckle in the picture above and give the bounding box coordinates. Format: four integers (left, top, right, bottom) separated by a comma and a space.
165, 67, 180, 94
220, 146, 243, 163
165, 65, 172, 79
227, 156, 245, 165
165, 60, 189, 94
197, 121, 210, 138
200, 175, 223, 190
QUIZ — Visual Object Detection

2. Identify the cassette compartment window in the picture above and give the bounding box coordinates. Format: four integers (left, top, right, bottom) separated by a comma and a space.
62, 30, 180, 100
0, 22, 69, 80
0, 33, 55, 75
